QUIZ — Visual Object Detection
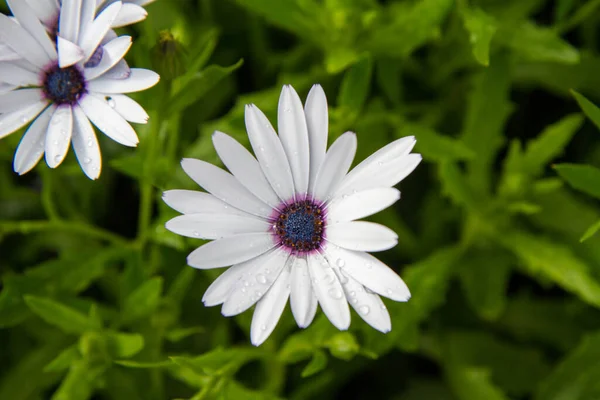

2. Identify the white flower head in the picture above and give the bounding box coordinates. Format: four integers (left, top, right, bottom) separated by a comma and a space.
0, 0, 160, 179
164, 84, 422, 346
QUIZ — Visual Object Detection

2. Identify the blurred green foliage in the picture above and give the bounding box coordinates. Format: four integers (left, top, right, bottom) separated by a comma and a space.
2, 0, 600, 399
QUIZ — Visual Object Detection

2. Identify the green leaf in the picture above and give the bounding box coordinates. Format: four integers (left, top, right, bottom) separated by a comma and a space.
325, 332, 359, 361
51, 359, 106, 400
24, 295, 101, 334
366, 0, 453, 58
461, 53, 512, 194
168, 60, 244, 114
571, 90, 600, 131
106, 332, 145, 358
554, 163, 600, 199
114, 360, 173, 369
461, 7, 497, 66
337, 55, 372, 116
221, 380, 284, 400
401, 124, 474, 162
520, 114, 584, 176
301, 350, 328, 378
121, 277, 163, 323
165, 326, 204, 342
497, 20, 579, 64
535, 331, 600, 400
170, 348, 256, 377
581, 219, 600, 242
44, 345, 80, 372
439, 162, 479, 210
446, 366, 509, 400
498, 230, 600, 308
458, 249, 512, 320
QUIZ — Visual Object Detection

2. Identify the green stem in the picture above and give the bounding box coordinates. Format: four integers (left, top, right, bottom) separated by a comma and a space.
555, 0, 600, 34
40, 169, 60, 221
0, 220, 130, 247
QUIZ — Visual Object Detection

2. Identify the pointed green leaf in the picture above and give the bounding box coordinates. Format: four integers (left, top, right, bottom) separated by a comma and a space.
521, 114, 584, 176
497, 20, 579, 64
44, 345, 80, 372
498, 230, 600, 308
461, 8, 497, 66
554, 163, 600, 199
439, 162, 479, 210
114, 360, 173, 369
24, 296, 101, 334
121, 277, 163, 323
170, 348, 256, 377
106, 332, 145, 359
446, 366, 509, 400
166, 326, 204, 342
301, 350, 328, 378
402, 124, 474, 162
325, 332, 359, 361
51, 360, 106, 400
571, 90, 600, 131
337, 55, 372, 116
535, 331, 600, 400
458, 250, 512, 320
581, 219, 600, 242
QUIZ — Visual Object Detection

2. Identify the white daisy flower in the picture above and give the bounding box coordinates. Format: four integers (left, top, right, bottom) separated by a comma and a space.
163, 84, 421, 346
0, 0, 159, 179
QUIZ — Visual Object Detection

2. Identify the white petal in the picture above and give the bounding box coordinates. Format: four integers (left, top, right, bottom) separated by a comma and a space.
327, 188, 401, 223
212, 131, 280, 208
13, 105, 55, 175
202, 261, 255, 307
0, 89, 43, 113
290, 256, 318, 328
0, 63, 39, 87
84, 36, 132, 81
57, 36, 85, 68
25, 0, 59, 27
278, 85, 310, 195
181, 158, 271, 218
87, 69, 160, 93
166, 213, 269, 239
0, 14, 52, 68
78, 94, 139, 147
79, 1, 122, 59
105, 94, 148, 123
71, 104, 101, 179
305, 84, 328, 191
244, 104, 295, 202
335, 136, 419, 196
79, 0, 95, 35
187, 233, 276, 269
162, 190, 250, 217
335, 269, 391, 333
112, 3, 147, 28
307, 252, 350, 330
103, 59, 131, 80
0, 83, 17, 94
0, 100, 47, 139
0, 43, 20, 61
327, 221, 398, 252
45, 105, 73, 168
58, 0, 81, 43
323, 246, 410, 302
221, 248, 289, 316
7, 0, 57, 60
312, 132, 357, 202
251, 263, 291, 346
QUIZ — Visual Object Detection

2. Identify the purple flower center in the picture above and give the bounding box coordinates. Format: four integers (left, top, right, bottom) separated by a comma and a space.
42, 64, 87, 105
274, 200, 325, 253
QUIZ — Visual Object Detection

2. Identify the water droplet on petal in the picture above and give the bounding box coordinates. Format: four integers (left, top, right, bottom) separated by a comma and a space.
53, 154, 61, 163
349, 291, 356, 297
261, 324, 267, 331
256, 274, 267, 284
359, 305, 370, 315
328, 288, 343, 299
51, 117, 61, 125
380, 304, 387, 310
259, 146, 265, 152
193, 231, 199, 237
52, 140, 58, 145
351, 298, 358, 304
87, 140, 93, 147
386, 288, 393, 295
83, 157, 91, 164
20, 115, 27, 123
365, 263, 373, 270
107, 97, 116, 108
243, 280, 250, 287
60, 129, 66, 136
336, 258, 345, 268
255, 290, 263, 297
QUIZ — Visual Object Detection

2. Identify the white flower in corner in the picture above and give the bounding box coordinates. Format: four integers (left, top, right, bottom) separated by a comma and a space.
0, 0, 159, 179
163, 84, 422, 346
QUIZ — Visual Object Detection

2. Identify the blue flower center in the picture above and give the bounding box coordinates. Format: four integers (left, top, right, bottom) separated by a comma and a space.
275, 200, 325, 253
42, 65, 86, 105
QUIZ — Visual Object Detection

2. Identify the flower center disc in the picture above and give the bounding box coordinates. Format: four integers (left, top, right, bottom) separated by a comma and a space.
274, 200, 325, 253
43, 65, 86, 105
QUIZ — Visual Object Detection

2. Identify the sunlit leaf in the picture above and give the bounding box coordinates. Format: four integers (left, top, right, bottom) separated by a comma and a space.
24, 296, 101, 334
571, 90, 600, 131
581, 219, 600, 242
301, 350, 328, 378
554, 164, 600, 199
121, 277, 163, 323
461, 7, 497, 66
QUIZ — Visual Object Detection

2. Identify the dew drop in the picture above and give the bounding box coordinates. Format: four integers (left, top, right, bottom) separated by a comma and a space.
341, 194, 348, 199
380, 304, 387, 310
243, 280, 250, 287
20, 115, 27, 123
365, 263, 373, 270
107, 97, 116, 108
193, 231, 199, 237
241, 287, 247, 293
53, 154, 61, 163
351, 298, 358, 304
338, 270, 349, 284
87, 140, 93, 147
60, 129, 66, 136
52, 140, 59, 145
359, 305, 370, 315
284, 107, 291, 112
265, 268, 270, 275
377, 161, 383, 166
83, 157, 92, 164
259, 146, 265, 152
386, 288, 393, 295
256, 274, 267, 284
349, 291, 356, 297
336, 258, 346, 268
328, 288, 343, 299
223, 204, 229, 209
255, 290, 263, 297
51, 116, 61, 125
261, 324, 267, 331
